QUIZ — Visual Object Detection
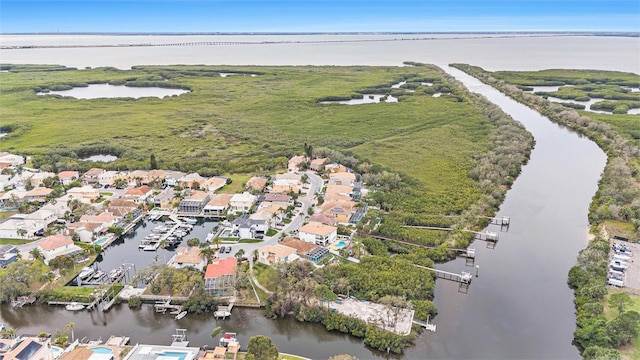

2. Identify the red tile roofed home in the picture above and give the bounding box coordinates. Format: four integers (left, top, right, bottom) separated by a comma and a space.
309, 213, 337, 226
205, 176, 228, 192
25, 187, 53, 201
37, 234, 81, 265
82, 167, 104, 184
299, 222, 338, 246
245, 176, 268, 192
204, 257, 237, 297
288, 155, 308, 172
58, 170, 80, 185
310, 157, 329, 171
124, 185, 153, 204
80, 211, 117, 225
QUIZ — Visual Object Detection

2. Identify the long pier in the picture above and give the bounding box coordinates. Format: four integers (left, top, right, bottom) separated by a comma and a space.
413, 264, 473, 284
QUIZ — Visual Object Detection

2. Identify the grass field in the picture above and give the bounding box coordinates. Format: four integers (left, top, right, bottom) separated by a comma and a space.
0, 63, 499, 228
604, 290, 640, 360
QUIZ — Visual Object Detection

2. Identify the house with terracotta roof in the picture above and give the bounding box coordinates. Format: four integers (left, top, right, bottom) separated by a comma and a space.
280, 237, 329, 263
205, 176, 228, 192
288, 155, 308, 172
258, 244, 298, 266
148, 169, 168, 182
263, 193, 293, 207
153, 187, 176, 210
310, 157, 329, 171
325, 184, 353, 203
66, 186, 100, 201
245, 176, 268, 192
180, 173, 207, 189
299, 222, 337, 246
169, 247, 206, 271
124, 185, 153, 204
178, 190, 211, 214
82, 168, 104, 185
309, 213, 337, 226
25, 186, 53, 202
203, 193, 234, 217
58, 171, 80, 185
127, 170, 150, 186
37, 234, 81, 265
67, 221, 102, 243
319, 200, 356, 224
324, 163, 348, 173
204, 257, 237, 297
106, 198, 140, 218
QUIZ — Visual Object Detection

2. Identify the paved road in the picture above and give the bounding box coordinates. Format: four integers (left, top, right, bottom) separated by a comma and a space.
217, 171, 323, 259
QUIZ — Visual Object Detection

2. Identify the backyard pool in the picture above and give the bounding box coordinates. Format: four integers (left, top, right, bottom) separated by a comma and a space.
331, 241, 347, 250
51, 346, 63, 358
94, 237, 108, 246
156, 351, 189, 360
90, 347, 113, 354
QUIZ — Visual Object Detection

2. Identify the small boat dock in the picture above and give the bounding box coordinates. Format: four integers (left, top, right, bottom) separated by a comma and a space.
11, 294, 36, 307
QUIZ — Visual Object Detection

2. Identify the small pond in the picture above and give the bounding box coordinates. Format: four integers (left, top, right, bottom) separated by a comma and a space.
0, 133, 8, 138
319, 94, 398, 105
38, 84, 189, 99
81, 154, 118, 162
219, 72, 258, 77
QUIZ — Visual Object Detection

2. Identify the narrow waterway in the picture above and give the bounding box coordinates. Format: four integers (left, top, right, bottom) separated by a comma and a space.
408, 67, 607, 359
0, 67, 607, 359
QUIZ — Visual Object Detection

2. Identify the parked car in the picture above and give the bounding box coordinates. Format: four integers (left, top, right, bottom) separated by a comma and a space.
225, 247, 232, 253
219, 246, 226, 253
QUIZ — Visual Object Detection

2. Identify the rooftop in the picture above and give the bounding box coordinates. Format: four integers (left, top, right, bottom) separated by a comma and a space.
174, 247, 203, 265
245, 176, 268, 190
125, 186, 152, 196
260, 244, 297, 258
205, 257, 238, 278
39, 234, 73, 251
205, 193, 234, 207
300, 222, 337, 236
280, 237, 319, 255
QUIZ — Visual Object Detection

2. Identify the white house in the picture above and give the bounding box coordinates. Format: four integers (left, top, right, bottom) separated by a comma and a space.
57, 171, 80, 186
29, 171, 56, 187
66, 186, 100, 201
0, 152, 25, 166
299, 222, 338, 246
232, 214, 268, 239
203, 193, 233, 217
169, 247, 207, 271
328, 172, 357, 187
37, 234, 81, 265
258, 244, 298, 266
0, 218, 43, 239
0, 188, 27, 209
229, 192, 257, 214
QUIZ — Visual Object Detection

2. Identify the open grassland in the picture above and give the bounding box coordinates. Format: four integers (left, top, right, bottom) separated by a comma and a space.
0, 63, 493, 220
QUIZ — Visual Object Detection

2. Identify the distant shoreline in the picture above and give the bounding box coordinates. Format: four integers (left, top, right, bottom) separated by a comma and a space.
1, 31, 638, 37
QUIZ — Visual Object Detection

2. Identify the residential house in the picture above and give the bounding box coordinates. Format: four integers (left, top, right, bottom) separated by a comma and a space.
170, 247, 206, 271
40, 201, 71, 219
271, 173, 302, 193
245, 176, 268, 192
37, 234, 82, 265
310, 157, 329, 171
249, 211, 273, 230
299, 222, 337, 246
258, 244, 298, 265
320, 200, 356, 224
204, 257, 237, 297
98, 170, 120, 187
106, 198, 140, 219
262, 193, 293, 207
0, 245, 19, 268
124, 185, 153, 204
19, 209, 57, 228
254, 201, 286, 224
66, 186, 100, 201
203, 193, 234, 217
232, 214, 268, 239
205, 176, 228, 192
328, 172, 357, 187
0, 174, 12, 189
229, 192, 257, 214
324, 163, 348, 173
57, 171, 80, 185
308, 213, 337, 226
0, 188, 27, 209
288, 155, 307, 172
0, 152, 25, 166
153, 187, 176, 210
0, 218, 43, 239
180, 173, 206, 189
79, 211, 118, 235
29, 171, 56, 187
281, 237, 329, 263
127, 170, 150, 186
25, 187, 53, 202
0, 336, 56, 360
178, 190, 211, 214
67, 222, 102, 243
324, 184, 353, 203
165, 170, 187, 187
148, 169, 168, 183
82, 168, 104, 185
6, 170, 34, 189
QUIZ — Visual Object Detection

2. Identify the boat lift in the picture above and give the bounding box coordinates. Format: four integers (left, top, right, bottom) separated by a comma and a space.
414, 264, 474, 293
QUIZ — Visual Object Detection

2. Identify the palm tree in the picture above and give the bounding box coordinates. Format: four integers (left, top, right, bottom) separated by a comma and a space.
29, 248, 43, 260
200, 247, 216, 264
66, 322, 75, 342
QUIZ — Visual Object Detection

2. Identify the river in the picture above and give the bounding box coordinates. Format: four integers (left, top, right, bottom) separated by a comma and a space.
0, 34, 625, 358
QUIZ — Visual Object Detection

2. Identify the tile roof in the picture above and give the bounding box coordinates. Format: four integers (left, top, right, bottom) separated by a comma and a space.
125, 185, 152, 196
39, 234, 73, 251
204, 257, 238, 278
206, 193, 234, 207
174, 247, 203, 264
58, 171, 79, 179
260, 244, 297, 259
245, 176, 268, 190
279, 237, 319, 255
300, 222, 337, 236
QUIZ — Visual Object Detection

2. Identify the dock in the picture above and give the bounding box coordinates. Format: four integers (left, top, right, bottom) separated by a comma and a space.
413, 319, 436, 332
11, 294, 36, 307
413, 264, 473, 292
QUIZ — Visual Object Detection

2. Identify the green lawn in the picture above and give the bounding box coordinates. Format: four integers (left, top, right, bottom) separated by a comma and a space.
0, 238, 34, 245
604, 290, 640, 360
253, 263, 277, 293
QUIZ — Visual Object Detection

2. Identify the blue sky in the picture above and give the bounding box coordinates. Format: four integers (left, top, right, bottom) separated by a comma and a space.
1, 0, 639, 33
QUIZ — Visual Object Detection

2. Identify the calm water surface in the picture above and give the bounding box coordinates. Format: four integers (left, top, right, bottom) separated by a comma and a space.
0, 35, 625, 358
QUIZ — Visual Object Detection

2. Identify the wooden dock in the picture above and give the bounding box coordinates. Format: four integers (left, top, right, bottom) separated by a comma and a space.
11, 294, 36, 307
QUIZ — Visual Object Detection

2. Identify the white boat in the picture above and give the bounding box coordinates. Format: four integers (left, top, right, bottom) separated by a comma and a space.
92, 270, 106, 280
183, 217, 197, 224
143, 242, 160, 251
214, 310, 231, 318
65, 302, 85, 311
175, 311, 187, 320
109, 267, 123, 281
219, 332, 237, 347
78, 267, 95, 280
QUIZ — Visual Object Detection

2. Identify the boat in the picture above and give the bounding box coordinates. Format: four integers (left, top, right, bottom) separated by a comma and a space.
219, 332, 237, 347
65, 302, 85, 311
109, 267, 124, 281
92, 269, 106, 280
183, 217, 197, 224
143, 242, 161, 251
213, 310, 231, 319
174, 311, 187, 320
78, 267, 95, 280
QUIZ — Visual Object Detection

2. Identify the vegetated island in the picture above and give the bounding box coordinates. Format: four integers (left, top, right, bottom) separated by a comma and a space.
451, 64, 640, 360
0, 62, 534, 353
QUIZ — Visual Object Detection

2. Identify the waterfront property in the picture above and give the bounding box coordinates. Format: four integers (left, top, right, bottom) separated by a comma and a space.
204, 257, 237, 297
178, 191, 211, 215
0, 245, 18, 268
38, 234, 82, 265
0, 335, 56, 360
280, 237, 328, 263
257, 244, 298, 266
229, 192, 257, 214
298, 222, 337, 246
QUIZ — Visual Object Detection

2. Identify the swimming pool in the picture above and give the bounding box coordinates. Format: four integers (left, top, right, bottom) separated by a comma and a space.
51, 346, 63, 358
157, 351, 189, 360
90, 347, 113, 354
94, 237, 108, 246
332, 241, 347, 250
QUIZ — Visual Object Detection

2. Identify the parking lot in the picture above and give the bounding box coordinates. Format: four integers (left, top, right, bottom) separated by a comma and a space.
610, 241, 639, 295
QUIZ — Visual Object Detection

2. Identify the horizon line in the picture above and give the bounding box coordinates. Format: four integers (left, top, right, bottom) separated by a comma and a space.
2, 31, 639, 36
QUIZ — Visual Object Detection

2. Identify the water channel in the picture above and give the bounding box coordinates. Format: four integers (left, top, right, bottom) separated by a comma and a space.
0, 65, 607, 359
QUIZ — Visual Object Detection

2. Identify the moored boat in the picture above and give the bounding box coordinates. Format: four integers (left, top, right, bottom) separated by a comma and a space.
78, 267, 95, 280
65, 302, 85, 311
175, 311, 187, 320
